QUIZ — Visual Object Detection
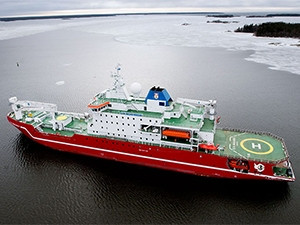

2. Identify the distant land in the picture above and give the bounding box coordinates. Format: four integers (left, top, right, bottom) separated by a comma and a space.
206, 14, 236, 18
235, 22, 300, 38
246, 13, 300, 18
1, 12, 300, 22
0, 12, 223, 22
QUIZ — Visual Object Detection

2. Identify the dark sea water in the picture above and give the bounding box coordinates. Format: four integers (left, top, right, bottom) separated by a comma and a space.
1, 29, 300, 224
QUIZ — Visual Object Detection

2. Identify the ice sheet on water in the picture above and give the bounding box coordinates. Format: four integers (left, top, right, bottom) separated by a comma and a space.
91, 15, 300, 75
55, 81, 65, 86
0, 18, 99, 40
1, 15, 299, 75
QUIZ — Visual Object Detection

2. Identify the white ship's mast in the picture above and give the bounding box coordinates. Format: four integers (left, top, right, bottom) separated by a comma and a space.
111, 64, 124, 89
105, 64, 130, 100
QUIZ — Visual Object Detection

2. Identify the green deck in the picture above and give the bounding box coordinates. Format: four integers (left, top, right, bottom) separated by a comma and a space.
162, 115, 200, 129
213, 129, 287, 162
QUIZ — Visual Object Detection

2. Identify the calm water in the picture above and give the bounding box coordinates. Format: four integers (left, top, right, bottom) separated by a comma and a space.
1, 28, 300, 224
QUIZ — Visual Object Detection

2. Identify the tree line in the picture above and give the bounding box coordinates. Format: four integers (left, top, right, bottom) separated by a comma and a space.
235, 22, 300, 38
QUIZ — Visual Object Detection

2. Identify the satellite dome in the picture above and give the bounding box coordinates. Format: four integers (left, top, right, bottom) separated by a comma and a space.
130, 82, 142, 97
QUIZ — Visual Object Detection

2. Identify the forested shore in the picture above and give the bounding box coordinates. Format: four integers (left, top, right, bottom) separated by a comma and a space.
235, 22, 300, 38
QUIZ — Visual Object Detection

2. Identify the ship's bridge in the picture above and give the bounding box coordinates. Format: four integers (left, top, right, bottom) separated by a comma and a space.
145, 86, 173, 113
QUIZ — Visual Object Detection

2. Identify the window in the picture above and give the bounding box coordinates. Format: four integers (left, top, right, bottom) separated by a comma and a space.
159, 101, 165, 106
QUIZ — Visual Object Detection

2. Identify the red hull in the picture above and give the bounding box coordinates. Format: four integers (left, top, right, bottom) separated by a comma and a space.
7, 115, 294, 181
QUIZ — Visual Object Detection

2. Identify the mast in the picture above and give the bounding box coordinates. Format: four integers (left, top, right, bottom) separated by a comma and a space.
106, 64, 130, 100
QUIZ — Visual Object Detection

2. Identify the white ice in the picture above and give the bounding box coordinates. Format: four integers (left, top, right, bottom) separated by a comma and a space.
1, 15, 299, 75
55, 80, 65, 85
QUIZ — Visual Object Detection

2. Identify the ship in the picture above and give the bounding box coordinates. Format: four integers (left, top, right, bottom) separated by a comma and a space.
7, 65, 295, 181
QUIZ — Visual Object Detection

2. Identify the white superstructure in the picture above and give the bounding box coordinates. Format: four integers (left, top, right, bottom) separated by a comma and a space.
87, 67, 218, 151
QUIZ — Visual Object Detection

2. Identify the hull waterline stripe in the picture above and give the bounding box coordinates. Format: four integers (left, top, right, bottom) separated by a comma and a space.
12, 121, 292, 181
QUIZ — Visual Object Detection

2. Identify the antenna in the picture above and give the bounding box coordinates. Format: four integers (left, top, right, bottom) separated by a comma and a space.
111, 63, 124, 89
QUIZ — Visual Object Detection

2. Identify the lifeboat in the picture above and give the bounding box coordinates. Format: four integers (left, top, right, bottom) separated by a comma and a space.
162, 129, 191, 139
199, 143, 218, 151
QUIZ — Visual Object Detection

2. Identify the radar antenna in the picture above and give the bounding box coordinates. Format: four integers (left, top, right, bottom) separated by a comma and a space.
111, 64, 124, 89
